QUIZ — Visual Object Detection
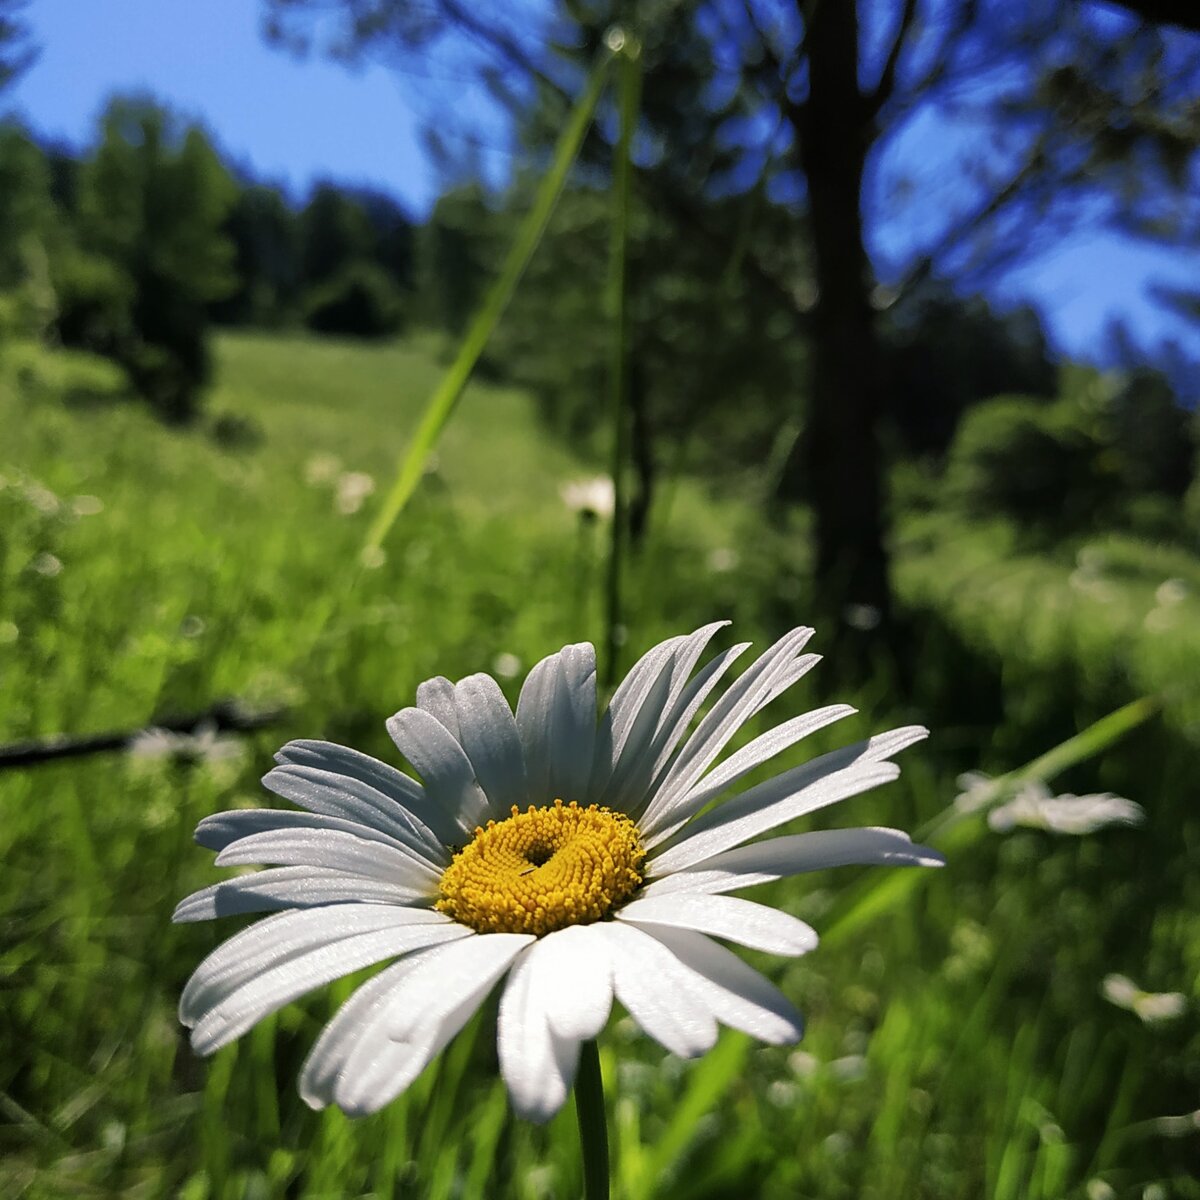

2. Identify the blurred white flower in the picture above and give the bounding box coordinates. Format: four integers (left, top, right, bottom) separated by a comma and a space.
560, 476, 614, 520
707, 547, 739, 574
1155, 578, 1188, 606
24, 482, 61, 515
0, 620, 18, 645
71, 494, 104, 517
1086, 1180, 1117, 1200
492, 652, 522, 679
31, 552, 63, 577
305, 453, 342, 486
129, 722, 245, 769
953, 771, 998, 814
1102, 974, 1187, 1024
335, 471, 376, 515
988, 780, 1143, 835
842, 603, 882, 631
359, 545, 387, 570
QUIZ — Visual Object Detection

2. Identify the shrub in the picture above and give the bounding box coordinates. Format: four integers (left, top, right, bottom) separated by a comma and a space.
944, 395, 1113, 535
303, 261, 404, 339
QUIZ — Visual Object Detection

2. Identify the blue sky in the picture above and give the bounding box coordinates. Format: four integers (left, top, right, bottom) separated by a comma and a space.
6, 0, 1199, 381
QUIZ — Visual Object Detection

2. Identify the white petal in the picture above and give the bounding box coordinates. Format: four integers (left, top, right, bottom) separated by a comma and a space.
416, 677, 461, 739
645, 628, 815, 826
386, 706, 490, 830
180, 906, 451, 1022
532, 924, 615, 1041
595, 922, 718, 1058
641, 827, 945, 897
454, 673, 529, 817
633, 640, 752, 815
607, 623, 734, 812
587, 634, 683, 802
637, 925, 804, 1044
195, 808, 439, 870
173, 866, 428, 922
498, 944, 582, 1123
640, 703, 857, 842
517, 644, 597, 805
551, 643, 598, 802
300, 956, 421, 1109
272, 740, 449, 842
180, 904, 455, 1027
215, 828, 441, 892
188, 921, 468, 1055
755, 652, 821, 713
647, 760, 902, 877
647, 726, 928, 875
595, 655, 676, 811
618, 894, 817, 955
263, 764, 450, 862
332, 933, 532, 1116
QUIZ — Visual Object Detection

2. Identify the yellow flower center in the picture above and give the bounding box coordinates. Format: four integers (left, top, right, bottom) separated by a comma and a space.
436, 801, 645, 936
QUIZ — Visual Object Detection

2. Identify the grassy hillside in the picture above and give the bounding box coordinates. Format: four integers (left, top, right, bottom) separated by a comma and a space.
1, 333, 1195, 1200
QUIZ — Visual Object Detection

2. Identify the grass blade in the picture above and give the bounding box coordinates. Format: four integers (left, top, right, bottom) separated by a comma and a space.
364, 51, 614, 553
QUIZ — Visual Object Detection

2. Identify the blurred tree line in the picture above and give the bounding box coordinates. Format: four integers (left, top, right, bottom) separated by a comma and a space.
263, 0, 1200, 623
0, 95, 422, 422
2, 0, 1199, 585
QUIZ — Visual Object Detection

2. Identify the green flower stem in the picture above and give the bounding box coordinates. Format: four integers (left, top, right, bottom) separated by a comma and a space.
575, 1040, 610, 1200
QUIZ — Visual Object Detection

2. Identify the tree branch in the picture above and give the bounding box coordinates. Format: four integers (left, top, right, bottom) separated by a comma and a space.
866, 0, 919, 120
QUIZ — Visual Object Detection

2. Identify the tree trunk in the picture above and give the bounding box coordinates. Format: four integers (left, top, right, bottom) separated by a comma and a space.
787, 0, 891, 626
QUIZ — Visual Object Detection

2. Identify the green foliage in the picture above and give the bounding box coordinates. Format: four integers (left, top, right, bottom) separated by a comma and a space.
881, 289, 1056, 457
303, 260, 405, 338
491, 182, 808, 482
210, 184, 300, 327
3, 333, 1197, 1200
944, 395, 1112, 535
416, 183, 499, 336
69, 97, 237, 421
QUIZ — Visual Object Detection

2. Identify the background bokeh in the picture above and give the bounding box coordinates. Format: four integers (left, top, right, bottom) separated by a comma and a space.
2, 2, 1198, 1197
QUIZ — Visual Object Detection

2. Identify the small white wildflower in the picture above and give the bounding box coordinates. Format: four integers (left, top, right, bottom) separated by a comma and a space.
842, 603, 882, 631
359, 545, 387, 571
31, 552, 63, 577
954, 771, 998, 813
23, 482, 60, 515
1155, 578, 1188, 606
335, 471, 376, 515
788, 1050, 820, 1079
988, 781, 1143, 835
766, 1079, 799, 1107
560, 476, 615, 520
130, 722, 245, 769
71, 495, 104, 517
492, 652, 522, 680
707, 547, 739, 574
305, 453, 342, 486
1086, 1180, 1117, 1200
828, 1055, 868, 1083
1101, 974, 1186, 1024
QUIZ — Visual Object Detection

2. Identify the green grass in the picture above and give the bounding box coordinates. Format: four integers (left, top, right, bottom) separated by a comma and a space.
1, 333, 1197, 1199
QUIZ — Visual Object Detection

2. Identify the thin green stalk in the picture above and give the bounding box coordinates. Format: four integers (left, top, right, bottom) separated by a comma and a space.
575, 1040, 610, 1200
601, 34, 642, 690
363, 49, 613, 555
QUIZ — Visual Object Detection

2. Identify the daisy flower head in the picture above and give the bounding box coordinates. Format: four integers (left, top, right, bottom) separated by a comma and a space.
175, 623, 941, 1122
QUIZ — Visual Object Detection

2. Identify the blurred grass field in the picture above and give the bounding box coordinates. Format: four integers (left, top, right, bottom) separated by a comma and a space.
1, 332, 1197, 1199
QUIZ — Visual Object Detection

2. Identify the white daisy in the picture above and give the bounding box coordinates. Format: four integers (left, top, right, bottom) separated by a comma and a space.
175, 623, 940, 1122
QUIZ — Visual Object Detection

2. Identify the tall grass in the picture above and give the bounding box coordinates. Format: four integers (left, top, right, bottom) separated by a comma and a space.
3, 334, 1196, 1198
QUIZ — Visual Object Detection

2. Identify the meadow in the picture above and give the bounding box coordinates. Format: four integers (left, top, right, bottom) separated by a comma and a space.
1, 331, 1196, 1199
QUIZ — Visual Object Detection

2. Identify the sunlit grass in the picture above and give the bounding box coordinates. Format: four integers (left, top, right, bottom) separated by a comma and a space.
1, 335, 1196, 1199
